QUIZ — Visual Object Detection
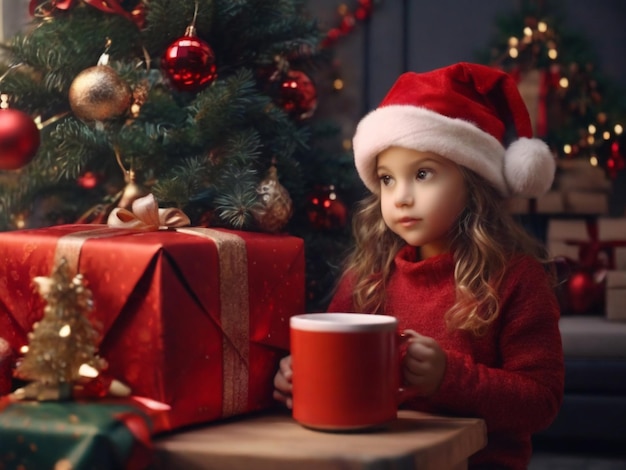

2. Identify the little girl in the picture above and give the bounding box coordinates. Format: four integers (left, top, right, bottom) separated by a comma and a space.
274, 62, 564, 470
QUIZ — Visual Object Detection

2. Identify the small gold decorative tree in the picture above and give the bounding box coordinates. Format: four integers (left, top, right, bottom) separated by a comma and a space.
14, 258, 107, 401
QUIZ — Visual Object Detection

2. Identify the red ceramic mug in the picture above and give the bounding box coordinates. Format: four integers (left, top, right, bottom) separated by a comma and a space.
290, 312, 417, 431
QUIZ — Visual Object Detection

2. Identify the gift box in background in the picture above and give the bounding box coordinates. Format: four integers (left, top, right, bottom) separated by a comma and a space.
507, 190, 565, 214
616, 248, 626, 271
546, 218, 591, 262
508, 160, 611, 215
0, 224, 305, 431
606, 271, 626, 322
547, 218, 626, 315
546, 217, 626, 268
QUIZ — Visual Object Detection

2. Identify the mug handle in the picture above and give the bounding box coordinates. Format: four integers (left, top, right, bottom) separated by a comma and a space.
396, 331, 422, 404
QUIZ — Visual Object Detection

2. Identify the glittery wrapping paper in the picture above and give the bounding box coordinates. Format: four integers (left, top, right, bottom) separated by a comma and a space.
0, 225, 305, 431
0, 339, 12, 396
0, 397, 154, 470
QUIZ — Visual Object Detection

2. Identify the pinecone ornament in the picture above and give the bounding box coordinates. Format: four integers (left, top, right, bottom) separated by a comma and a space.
252, 165, 292, 233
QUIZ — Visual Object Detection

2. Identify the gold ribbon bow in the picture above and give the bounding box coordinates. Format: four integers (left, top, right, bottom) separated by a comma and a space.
107, 194, 190, 230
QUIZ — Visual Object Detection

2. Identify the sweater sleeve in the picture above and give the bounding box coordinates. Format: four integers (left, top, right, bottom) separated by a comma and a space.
428, 257, 564, 434
326, 273, 358, 313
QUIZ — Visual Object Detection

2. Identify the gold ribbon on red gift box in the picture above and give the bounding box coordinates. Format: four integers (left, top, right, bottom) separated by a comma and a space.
53, 195, 250, 419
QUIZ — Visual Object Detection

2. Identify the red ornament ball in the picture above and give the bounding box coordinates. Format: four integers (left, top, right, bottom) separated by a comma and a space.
276, 70, 317, 120
306, 185, 347, 230
566, 268, 604, 314
162, 32, 217, 93
0, 108, 41, 170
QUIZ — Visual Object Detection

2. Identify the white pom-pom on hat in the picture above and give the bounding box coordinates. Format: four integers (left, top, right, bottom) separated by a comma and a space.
352, 62, 556, 198
504, 137, 555, 197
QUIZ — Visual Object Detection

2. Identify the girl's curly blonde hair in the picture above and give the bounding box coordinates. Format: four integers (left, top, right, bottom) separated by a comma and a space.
342, 166, 550, 336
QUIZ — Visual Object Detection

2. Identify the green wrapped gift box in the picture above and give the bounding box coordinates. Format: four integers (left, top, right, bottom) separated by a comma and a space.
0, 398, 154, 470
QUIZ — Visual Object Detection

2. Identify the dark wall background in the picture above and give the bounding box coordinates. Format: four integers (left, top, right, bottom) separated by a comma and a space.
309, 0, 626, 215
310, 0, 626, 130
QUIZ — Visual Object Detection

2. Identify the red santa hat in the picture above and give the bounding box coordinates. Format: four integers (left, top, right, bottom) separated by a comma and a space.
352, 62, 555, 197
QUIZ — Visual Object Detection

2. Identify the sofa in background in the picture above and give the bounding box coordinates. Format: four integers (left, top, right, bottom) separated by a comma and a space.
536, 315, 626, 448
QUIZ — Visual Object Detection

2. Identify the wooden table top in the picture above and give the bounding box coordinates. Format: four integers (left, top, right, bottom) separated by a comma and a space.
152, 409, 487, 470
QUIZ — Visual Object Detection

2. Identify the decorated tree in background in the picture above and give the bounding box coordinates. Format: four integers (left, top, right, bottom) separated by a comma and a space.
478, 1, 626, 204
0, 0, 364, 310
477, 0, 626, 315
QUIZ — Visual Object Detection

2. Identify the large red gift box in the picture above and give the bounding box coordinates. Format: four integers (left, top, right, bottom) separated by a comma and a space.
0, 224, 304, 431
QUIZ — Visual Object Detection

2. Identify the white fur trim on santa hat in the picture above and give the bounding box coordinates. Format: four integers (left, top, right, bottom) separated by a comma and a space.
503, 138, 555, 197
353, 105, 555, 198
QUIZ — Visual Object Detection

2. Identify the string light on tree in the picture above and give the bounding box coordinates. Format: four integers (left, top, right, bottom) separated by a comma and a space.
306, 185, 347, 230
607, 142, 624, 180
322, 0, 373, 48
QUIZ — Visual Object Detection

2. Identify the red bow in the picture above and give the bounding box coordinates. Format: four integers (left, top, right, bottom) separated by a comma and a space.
29, 0, 145, 28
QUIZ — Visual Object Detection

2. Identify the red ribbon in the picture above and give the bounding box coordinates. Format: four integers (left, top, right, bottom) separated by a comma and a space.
83, 0, 146, 27
566, 220, 626, 270
29, 0, 145, 28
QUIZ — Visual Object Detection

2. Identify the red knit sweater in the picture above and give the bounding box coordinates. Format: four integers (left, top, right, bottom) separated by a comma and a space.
327, 246, 564, 470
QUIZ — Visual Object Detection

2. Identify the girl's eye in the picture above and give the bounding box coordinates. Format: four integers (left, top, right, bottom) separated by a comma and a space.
416, 169, 432, 180
379, 175, 392, 186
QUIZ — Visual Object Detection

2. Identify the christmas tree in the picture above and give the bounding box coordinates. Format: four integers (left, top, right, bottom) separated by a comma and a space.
477, 0, 626, 212
0, 0, 361, 310
14, 257, 106, 400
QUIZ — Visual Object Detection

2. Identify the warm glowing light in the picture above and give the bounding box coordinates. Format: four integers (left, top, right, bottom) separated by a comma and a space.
59, 324, 71, 337
0, 94, 8, 109
563, 144, 572, 154
588, 124, 597, 134
79, 363, 99, 378
587, 135, 595, 145
538, 22, 548, 32
548, 49, 558, 60
509, 48, 519, 59
615, 124, 624, 135
14, 214, 26, 230
20, 345, 29, 354
508, 37, 519, 47
559, 77, 569, 88
523, 27, 533, 36
590, 156, 598, 166
333, 78, 344, 91
603, 131, 611, 140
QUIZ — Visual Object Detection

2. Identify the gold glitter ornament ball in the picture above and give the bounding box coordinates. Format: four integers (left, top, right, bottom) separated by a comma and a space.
69, 65, 132, 121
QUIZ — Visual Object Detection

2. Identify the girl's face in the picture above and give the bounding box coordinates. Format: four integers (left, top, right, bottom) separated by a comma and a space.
376, 147, 468, 258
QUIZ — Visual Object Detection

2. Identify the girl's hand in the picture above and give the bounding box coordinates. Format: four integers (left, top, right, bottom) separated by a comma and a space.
403, 330, 447, 397
273, 355, 293, 409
